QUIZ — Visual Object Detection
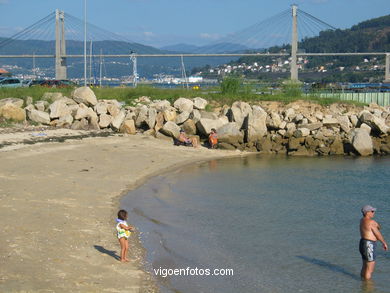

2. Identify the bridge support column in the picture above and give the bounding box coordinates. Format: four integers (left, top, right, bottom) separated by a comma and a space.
290, 4, 299, 82
385, 53, 390, 83
55, 9, 67, 80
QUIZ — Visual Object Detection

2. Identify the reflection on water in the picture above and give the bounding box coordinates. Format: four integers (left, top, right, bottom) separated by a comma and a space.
122, 156, 390, 293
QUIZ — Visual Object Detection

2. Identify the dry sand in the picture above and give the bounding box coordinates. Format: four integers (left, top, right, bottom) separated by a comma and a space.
0, 130, 240, 292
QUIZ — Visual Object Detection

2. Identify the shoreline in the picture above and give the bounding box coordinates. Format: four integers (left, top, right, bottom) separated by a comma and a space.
0, 130, 243, 292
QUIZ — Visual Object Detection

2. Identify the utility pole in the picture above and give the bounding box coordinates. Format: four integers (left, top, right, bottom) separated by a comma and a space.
385, 53, 390, 82
84, 0, 87, 86
290, 4, 299, 82
55, 9, 67, 80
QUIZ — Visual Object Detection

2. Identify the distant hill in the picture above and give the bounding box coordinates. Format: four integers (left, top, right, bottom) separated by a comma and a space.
0, 38, 238, 78
298, 14, 390, 53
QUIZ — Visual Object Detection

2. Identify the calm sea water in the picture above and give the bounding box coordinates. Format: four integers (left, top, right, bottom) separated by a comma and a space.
122, 156, 390, 293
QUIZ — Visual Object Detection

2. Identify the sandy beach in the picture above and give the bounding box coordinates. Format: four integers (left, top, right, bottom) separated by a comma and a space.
0, 130, 239, 292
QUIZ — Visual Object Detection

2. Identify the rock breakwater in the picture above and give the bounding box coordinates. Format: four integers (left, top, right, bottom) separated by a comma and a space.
1, 87, 389, 156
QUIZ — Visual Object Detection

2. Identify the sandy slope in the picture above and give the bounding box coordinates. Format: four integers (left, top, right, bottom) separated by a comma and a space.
0, 131, 239, 292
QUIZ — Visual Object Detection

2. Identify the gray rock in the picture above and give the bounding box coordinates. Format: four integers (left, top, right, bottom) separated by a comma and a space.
0, 103, 26, 121
352, 128, 373, 156
298, 122, 323, 131
72, 87, 98, 106
182, 119, 197, 135
337, 115, 352, 133
191, 109, 201, 124
175, 111, 190, 125
160, 121, 181, 138
150, 100, 171, 111
25, 97, 33, 106
174, 97, 193, 113
284, 108, 295, 121
120, 119, 136, 134
193, 97, 208, 110
28, 109, 50, 125
155, 112, 165, 132
200, 111, 218, 120
71, 118, 89, 130
111, 111, 126, 131
267, 112, 282, 129
89, 116, 100, 130
107, 103, 120, 117
135, 105, 148, 128
247, 106, 267, 142
196, 118, 227, 136
217, 122, 244, 144
350, 114, 358, 127
0, 98, 24, 108
49, 100, 71, 119
34, 101, 46, 112
294, 128, 310, 138
323, 117, 339, 126
74, 104, 90, 120
98, 114, 112, 128
57, 114, 73, 127
360, 123, 372, 134
147, 108, 157, 129
231, 101, 252, 128
163, 107, 177, 122
94, 102, 108, 115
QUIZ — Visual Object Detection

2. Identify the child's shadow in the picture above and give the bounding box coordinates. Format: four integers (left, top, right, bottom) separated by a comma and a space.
94, 245, 119, 260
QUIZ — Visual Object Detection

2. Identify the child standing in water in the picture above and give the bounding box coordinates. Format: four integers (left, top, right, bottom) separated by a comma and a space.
116, 209, 134, 262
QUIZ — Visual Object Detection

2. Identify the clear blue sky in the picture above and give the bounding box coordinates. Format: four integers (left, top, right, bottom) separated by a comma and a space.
0, 0, 389, 47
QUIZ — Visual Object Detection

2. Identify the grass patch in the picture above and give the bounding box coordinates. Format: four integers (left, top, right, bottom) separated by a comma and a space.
0, 84, 366, 108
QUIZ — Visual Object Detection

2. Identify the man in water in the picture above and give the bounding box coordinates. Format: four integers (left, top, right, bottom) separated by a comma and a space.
359, 205, 388, 280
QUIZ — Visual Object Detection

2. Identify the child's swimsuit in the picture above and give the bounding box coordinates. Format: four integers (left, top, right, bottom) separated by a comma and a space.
116, 219, 131, 239
359, 238, 376, 262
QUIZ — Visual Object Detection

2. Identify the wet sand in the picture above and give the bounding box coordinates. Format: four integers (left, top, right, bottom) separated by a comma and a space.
0, 131, 240, 292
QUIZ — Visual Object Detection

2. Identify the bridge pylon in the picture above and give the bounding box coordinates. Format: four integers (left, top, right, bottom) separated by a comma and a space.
290, 4, 299, 82
55, 9, 67, 80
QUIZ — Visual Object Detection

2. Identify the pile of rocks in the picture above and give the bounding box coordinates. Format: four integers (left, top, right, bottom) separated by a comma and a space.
0, 87, 389, 156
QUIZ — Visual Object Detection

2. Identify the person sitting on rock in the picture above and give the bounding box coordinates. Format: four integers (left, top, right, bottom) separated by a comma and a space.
178, 129, 198, 148
208, 128, 218, 149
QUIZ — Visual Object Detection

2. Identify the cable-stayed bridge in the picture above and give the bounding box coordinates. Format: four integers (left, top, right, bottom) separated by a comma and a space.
0, 5, 389, 83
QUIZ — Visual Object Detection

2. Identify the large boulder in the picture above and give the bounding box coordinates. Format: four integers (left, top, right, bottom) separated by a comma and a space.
74, 104, 90, 120
34, 100, 49, 112
0, 98, 24, 108
150, 100, 171, 111
196, 118, 227, 136
174, 97, 193, 113
98, 114, 112, 128
160, 121, 181, 138
71, 118, 89, 130
135, 105, 148, 128
193, 97, 208, 110
247, 106, 267, 142
154, 112, 165, 132
0, 103, 26, 121
175, 111, 190, 125
217, 122, 244, 144
28, 109, 50, 125
147, 108, 157, 129
57, 114, 73, 127
163, 107, 177, 122
182, 119, 197, 135
111, 111, 126, 131
337, 115, 352, 133
120, 119, 136, 134
266, 112, 282, 129
230, 101, 252, 128
352, 128, 373, 156
49, 100, 71, 119
107, 103, 120, 117
72, 87, 98, 106
359, 110, 389, 134
94, 102, 108, 115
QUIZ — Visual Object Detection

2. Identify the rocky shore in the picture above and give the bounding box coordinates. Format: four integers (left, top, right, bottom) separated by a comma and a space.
1, 86, 389, 156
